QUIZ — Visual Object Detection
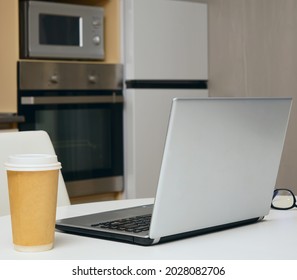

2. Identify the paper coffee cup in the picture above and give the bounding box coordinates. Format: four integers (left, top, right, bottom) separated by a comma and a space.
5, 154, 61, 252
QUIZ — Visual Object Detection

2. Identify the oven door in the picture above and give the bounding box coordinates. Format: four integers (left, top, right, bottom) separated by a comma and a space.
18, 91, 123, 198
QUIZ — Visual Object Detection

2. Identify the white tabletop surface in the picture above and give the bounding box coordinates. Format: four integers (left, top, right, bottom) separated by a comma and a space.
0, 198, 297, 260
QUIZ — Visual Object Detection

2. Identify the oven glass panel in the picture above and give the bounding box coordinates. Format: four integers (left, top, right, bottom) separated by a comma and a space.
36, 108, 111, 174
39, 14, 80, 46
19, 101, 123, 183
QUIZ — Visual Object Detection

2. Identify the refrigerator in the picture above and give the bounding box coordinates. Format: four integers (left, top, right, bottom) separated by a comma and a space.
122, 0, 208, 198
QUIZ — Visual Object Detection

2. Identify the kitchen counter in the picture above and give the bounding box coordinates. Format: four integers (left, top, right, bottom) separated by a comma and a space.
0, 113, 24, 123
0, 114, 24, 130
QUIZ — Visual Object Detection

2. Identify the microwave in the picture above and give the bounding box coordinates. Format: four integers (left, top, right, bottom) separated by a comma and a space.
20, 1, 104, 60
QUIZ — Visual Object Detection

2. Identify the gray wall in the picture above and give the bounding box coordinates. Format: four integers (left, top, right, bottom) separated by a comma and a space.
208, 0, 297, 192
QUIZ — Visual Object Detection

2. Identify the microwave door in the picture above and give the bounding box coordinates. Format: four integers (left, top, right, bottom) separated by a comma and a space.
20, 1, 104, 59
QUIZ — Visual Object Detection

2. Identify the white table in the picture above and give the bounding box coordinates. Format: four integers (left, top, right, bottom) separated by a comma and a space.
0, 198, 297, 260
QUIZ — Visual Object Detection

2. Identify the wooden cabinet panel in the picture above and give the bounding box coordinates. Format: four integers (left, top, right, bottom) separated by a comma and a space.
208, 0, 297, 192
0, 0, 18, 113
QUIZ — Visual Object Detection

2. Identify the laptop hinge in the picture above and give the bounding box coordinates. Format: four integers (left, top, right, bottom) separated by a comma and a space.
152, 237, 161, 245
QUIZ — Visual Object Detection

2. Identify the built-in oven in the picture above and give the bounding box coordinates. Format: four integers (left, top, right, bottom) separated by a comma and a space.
17, 61, 123, 198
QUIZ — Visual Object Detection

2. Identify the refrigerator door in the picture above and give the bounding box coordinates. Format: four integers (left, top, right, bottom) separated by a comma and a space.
124, 0, 208, 80
124, 89, 208, 198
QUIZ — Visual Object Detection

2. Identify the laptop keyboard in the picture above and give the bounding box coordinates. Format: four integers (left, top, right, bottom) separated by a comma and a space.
91, 214, 151, 233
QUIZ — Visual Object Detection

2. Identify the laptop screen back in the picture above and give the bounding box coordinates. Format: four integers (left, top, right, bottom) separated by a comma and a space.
149, 98, 292, 239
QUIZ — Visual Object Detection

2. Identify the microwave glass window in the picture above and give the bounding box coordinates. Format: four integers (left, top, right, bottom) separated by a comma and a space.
39, 14, 81, 46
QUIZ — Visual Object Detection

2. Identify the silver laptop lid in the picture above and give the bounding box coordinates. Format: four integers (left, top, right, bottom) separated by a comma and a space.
150, 98, 292, 239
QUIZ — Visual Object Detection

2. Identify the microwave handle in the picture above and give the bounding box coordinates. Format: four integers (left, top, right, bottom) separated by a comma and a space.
21, 95, 124, 105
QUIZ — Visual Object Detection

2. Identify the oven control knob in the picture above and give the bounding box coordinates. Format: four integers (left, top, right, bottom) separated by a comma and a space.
50, 75, 59, 84
93, 36, 101, 45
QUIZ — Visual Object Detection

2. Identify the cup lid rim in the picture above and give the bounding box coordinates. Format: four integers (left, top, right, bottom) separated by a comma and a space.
4, 154, 61, 171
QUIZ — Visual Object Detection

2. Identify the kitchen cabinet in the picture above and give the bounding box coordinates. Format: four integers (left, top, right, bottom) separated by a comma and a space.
0, 1, 19, 113
0, 0, 121, 113
207, 0, 297, 193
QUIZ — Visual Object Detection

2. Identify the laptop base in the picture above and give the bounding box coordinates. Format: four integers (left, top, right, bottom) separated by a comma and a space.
56, 216, 263, 246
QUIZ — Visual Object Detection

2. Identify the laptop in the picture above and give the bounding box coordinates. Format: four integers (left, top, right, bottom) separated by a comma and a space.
56, 97, 292, 246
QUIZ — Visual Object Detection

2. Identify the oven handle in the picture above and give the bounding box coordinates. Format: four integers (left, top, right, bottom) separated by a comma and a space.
21, 95, 124, 105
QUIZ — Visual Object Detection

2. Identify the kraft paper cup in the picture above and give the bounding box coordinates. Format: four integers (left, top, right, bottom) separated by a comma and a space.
5, 154, 61, 252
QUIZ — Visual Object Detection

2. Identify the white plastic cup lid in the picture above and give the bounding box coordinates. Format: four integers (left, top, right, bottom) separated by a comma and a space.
5, 154, 61, 171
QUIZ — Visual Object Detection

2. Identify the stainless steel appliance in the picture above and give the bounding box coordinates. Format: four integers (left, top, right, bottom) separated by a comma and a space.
18, 61, 123, 198
123, 0, 208, 198
20, 1, 104, 60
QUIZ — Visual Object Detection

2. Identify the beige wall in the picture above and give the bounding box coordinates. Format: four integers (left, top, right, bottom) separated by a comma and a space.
208, 0, 297, 192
